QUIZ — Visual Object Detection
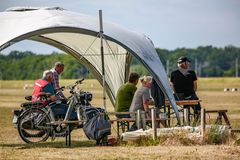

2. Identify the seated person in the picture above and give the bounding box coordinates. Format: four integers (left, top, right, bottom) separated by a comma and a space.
129, 76, 152, 130
32, 70, 56, 103
32, 70, 76, 119
114, 72, 139, 118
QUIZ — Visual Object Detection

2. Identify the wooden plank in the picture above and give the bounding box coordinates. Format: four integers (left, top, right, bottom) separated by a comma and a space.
105, 112, 136, 115
109, 118, 169, 123
231, 129, 240, 133
205, 110, 227, 113
47, 120, 85, 125
109, 118, 136, 122
149, 100, 201, 106
172, 100, 201, 106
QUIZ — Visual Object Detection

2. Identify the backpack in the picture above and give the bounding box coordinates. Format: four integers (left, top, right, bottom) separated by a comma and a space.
83, 112, 111, 141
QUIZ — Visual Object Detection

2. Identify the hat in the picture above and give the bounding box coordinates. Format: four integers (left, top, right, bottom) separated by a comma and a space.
177, 56, 191, 63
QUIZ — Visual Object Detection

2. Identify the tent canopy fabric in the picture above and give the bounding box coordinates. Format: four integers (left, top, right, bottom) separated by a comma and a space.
0, 7, 179, 120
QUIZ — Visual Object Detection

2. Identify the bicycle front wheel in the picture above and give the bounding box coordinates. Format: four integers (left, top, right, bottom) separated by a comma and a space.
17, 108, 51, 143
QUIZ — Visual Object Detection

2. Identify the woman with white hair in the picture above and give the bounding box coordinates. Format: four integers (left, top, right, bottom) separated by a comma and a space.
129, 76, 152, 130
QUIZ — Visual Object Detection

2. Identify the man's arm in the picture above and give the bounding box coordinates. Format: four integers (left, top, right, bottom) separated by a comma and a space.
170, 82, 176, 93
170, 72, 176, 93
43, 83, 57, 101
193, 80, 197, 92
142, 91, 151, 118
143, 99, 151, 118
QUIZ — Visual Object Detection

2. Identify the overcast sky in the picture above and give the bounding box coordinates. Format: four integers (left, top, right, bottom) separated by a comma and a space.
1, 0, 240, 54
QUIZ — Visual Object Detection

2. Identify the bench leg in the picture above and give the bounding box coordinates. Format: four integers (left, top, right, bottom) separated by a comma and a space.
117, 122, 120, 138
117, 121, 130, 137
167, 106, 170, 127
65, 125, 71, 146
69, 126, 71, 146
222, 112, 231, 128
216, 112, 223, 125
65, 131, 68, 146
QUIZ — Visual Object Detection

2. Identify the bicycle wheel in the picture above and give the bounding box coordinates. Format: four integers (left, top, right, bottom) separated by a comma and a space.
17, 108, 51, 143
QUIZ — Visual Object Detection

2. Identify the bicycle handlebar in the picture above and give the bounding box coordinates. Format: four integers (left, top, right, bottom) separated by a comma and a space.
75, 78, 84, 84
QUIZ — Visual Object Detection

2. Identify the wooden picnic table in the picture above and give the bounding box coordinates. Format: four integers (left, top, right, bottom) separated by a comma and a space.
150, 99, 202, 126
106, 100, 202, 137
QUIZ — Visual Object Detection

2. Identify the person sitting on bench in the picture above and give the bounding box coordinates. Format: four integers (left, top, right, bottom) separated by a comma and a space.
129, 76, 152, 130
114, 72, 140, 118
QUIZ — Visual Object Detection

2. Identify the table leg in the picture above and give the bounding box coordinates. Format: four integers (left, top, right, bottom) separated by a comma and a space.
163, 105, 167, 127
167, 105, 170, 127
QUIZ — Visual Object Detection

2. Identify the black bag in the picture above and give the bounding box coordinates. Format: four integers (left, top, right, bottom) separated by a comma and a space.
83, 113, 111, 141
84, 106, 104, 120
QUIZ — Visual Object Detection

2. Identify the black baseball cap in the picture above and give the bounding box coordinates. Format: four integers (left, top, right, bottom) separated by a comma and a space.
177, 56, 191, 63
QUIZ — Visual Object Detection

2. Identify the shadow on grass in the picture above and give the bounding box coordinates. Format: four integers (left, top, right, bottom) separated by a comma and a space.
0, 140, 97, 149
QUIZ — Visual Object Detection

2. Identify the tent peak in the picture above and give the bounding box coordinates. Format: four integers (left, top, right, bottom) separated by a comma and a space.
5, 6, 65, 12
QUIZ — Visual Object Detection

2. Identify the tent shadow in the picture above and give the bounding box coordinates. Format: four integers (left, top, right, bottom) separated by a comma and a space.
0, 140, 97, 149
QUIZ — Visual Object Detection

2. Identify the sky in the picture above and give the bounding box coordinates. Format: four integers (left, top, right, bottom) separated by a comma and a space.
0, 0, 240, 54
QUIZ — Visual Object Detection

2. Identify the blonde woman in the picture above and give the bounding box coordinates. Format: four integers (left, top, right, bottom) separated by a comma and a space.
129, 76, 152, 130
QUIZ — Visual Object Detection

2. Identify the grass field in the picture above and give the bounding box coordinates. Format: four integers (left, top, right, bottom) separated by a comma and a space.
0, 78, 240, 159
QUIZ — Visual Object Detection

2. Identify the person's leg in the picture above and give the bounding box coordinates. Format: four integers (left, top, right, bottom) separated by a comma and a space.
190, 93, 201, 125
128, 114, 137, 131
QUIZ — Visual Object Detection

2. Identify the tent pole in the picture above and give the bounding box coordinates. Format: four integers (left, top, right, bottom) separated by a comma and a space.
99, 10, 107, 112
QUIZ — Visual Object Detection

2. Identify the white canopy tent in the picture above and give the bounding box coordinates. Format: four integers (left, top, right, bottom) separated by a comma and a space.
0, 7, 180, 121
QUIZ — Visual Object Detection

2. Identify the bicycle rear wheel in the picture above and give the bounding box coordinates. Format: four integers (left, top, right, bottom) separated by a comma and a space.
17, 108, 51, 143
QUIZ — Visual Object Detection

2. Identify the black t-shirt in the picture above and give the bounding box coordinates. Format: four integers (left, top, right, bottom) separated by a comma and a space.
170, 69, 197, 97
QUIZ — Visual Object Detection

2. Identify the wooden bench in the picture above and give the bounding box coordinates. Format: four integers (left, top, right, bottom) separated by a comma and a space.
47, 120, 85, 146
109, 118, 135, 137
109, 116, 169, 138
205, 109, 231, 127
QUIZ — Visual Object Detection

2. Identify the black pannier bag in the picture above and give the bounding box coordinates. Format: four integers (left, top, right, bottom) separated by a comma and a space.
83, 112, 111, 141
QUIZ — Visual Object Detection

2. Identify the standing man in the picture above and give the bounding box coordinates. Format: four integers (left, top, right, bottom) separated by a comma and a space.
115, 72, 140, 118
170, 56, 201, 121
51, 61, 66, 100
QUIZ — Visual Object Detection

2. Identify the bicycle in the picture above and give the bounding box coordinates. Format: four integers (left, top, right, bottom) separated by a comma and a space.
15, 79, 110, 144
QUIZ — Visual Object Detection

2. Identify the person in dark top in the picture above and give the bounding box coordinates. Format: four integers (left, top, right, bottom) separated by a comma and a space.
170, 56, 201, 120
151, 78, 166, 127
151, 78, 165, 110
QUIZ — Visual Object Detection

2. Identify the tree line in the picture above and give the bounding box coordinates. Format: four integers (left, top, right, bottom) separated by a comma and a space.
155, 45, 240, 77
0, 45, 240, 80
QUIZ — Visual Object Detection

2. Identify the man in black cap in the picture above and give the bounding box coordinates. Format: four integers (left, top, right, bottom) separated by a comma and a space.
170, 56, 201, 123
